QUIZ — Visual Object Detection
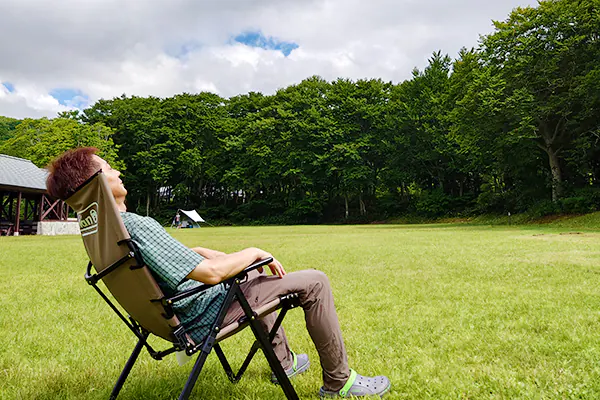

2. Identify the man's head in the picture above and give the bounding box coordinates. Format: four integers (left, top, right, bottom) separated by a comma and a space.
46, 147, 127, 202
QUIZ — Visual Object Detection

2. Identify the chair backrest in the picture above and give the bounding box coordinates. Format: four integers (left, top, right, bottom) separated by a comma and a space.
65, 171, 180, 342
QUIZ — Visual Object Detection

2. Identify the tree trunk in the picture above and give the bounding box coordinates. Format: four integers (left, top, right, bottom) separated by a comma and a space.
546, 146, 563, 202
146, 191, 150, 216
344, 195, 349, 219
359, 192, 366, 216
538, 119, 565, 202
537, 142, 563, 202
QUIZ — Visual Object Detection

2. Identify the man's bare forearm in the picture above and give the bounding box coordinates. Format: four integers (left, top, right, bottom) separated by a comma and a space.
186, 247, 262, 285
191, 246, 226, 259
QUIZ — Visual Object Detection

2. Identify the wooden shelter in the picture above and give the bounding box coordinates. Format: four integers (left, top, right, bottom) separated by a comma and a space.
0, 154, 69, 236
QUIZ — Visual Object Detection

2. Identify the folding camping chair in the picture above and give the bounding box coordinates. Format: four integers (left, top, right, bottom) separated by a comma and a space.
65, 171, 301, 400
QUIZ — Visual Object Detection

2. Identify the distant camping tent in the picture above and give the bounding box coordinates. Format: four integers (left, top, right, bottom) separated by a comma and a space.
171, 209, 207, 228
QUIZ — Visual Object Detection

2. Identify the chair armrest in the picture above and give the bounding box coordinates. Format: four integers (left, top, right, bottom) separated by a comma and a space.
233, 257, 274, 278
166, 283, 216, 304
166, 257, 274, 304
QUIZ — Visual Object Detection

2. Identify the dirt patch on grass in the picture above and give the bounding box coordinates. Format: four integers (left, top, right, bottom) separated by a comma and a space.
528, 232, 600, 240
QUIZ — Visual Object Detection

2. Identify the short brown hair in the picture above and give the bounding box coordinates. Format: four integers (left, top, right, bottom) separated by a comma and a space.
46, 147, 100, 200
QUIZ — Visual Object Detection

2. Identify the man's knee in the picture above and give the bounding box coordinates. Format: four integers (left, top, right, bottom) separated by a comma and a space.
293, 268, 330, 285
298, 269, 332, 301
310, 269, 330, 287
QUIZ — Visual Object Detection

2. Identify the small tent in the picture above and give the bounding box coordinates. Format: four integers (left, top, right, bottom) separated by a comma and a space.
172, 209, 207, 228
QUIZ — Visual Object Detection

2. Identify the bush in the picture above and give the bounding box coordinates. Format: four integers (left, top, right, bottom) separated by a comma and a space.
559, 197, 594, 214
566, 187, 600, 211
374, 193, 411, 218
153, 208, 178, 226
229, 200, 285, 223
448, 193, 477, 216
528, 200, 560, 218
415, 190, 451, 218
203, 205, 233, 220
476, 188, 510, 214
526, 188, 600, 218
283, 198, 324, 224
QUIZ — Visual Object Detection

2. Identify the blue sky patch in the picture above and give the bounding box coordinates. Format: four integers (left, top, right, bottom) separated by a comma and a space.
166, 40, 203, 59
2, 82, 15, 93
49, 88, 90, 108
233, 31, 299, 56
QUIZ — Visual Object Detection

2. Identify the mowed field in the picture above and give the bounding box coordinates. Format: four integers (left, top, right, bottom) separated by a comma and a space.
2, 219, 600, 399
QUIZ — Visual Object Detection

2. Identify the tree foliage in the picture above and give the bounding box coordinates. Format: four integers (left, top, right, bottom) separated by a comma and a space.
0, 117, 121, 169
481, 0, 600, 201
0, 116, 20, 143
1, 0, 598, 223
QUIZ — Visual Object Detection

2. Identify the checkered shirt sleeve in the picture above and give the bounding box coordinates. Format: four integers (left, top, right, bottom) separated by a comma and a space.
120, 212, 204, 292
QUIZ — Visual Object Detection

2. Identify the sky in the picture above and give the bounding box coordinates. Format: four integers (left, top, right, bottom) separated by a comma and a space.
0, 0, 538, 119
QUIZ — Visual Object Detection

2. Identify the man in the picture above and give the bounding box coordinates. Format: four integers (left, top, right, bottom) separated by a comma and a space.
175, 212, 181, 229
46, 147, 391, 398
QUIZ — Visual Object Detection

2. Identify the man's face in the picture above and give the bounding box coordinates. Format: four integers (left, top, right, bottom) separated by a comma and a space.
92, 155, 127, 199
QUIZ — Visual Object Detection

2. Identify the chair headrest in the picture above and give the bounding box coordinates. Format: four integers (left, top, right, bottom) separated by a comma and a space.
65, 171, 130, 272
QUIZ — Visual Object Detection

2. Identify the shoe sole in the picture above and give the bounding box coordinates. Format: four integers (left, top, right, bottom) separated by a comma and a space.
319, 380, 391, 398
271, 360, 311, 384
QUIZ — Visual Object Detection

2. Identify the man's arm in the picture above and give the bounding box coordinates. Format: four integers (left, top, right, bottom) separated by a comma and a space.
191, 246, 226, 259
186, 247, 286, 285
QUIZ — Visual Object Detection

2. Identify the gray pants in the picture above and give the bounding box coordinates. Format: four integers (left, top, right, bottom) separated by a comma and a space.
221, 269, 350, 391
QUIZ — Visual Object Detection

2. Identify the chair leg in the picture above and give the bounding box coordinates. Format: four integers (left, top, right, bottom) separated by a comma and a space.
247, 316, 299, 400
234, 341, 260, 381
235, 307, 290, 381
214, 344, 237, 382
178, 351, 210, 400
235, 289, 299, 400
109, 336, 146, 400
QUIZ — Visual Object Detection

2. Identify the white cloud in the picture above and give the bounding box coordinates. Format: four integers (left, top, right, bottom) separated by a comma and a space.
0, 84, 71, 119
0, 0, 538, 119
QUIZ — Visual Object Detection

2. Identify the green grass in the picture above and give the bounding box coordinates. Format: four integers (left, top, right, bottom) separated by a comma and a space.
2, 221, 600, 399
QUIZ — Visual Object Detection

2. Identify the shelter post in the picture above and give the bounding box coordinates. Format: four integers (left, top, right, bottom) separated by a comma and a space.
1, 154, 78, 235
14, 191, 21, 236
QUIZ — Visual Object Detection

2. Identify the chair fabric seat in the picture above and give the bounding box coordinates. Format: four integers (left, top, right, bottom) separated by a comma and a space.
216, 297, 282, 342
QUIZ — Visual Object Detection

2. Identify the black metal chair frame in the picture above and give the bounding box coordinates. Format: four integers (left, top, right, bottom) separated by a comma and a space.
85, 242, 301, 400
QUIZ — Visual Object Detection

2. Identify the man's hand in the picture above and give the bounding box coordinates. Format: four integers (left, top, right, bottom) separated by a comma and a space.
255, 248, 286, 278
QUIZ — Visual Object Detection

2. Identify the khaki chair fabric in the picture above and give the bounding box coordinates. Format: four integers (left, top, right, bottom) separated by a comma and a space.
66, 172, 180, 341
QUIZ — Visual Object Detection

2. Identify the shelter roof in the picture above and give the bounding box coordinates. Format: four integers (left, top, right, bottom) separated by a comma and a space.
0, 154, 48, 193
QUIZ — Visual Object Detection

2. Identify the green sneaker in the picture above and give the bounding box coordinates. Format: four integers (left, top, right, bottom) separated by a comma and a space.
319, 369, 391, 398
271, 351, 310, 384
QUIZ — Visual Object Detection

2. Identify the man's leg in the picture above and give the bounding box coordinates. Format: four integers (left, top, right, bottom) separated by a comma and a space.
221, 269, 293, 369
221, 269, 350, 391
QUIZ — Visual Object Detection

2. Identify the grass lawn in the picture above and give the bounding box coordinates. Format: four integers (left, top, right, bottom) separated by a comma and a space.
2, 217, 600, 399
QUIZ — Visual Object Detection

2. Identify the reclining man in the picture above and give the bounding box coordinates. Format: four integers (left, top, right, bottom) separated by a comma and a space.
46, 147, 391, 398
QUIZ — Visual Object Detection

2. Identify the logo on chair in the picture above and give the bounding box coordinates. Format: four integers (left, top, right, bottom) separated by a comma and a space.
78, 202, 99, 237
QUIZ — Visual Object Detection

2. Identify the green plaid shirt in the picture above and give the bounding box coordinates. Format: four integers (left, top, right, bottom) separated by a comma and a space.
121, 212, 226, 343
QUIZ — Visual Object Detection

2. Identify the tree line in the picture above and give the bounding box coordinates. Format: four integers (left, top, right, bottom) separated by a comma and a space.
1, 0, 599, 224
